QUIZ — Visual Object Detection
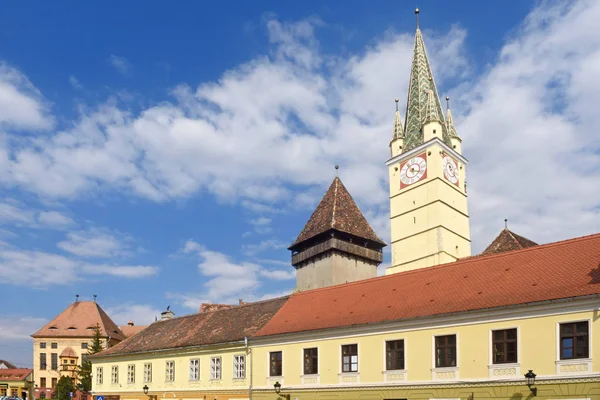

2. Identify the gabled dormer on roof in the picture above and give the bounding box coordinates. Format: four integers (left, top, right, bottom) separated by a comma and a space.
290, 176, 386, 291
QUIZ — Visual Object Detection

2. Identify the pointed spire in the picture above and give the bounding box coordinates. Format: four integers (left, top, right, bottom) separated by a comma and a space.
403, 10, 451, 152
392, 98, 403, 140
445, 96, 459, 138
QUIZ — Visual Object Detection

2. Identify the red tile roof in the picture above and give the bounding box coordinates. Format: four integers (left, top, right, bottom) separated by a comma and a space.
482, 228, 538, 255
257, 233, 600, 337
32, 301, 126, 341
0, 369, 32, 381
290, 177, 385, 248
92, 296, 289, 357
119, 325, 147, 338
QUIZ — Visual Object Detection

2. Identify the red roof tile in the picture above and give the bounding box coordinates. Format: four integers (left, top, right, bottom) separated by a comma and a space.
32, 301, 126, 341
482, 228, 538, 255
257, 233, 600, 337
93, 296, 289, 357
290, 177, 385, 248
118, 325, 147, 338
0, 369, 32, 381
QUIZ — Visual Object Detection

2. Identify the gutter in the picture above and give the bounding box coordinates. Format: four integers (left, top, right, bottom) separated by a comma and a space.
245, 337, 252, 400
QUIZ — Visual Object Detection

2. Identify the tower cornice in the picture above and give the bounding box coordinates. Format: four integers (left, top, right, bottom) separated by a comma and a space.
385, 136, 468, 167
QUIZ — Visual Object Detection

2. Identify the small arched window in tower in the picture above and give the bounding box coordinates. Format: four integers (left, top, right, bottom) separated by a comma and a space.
453, 145, 456, 149
433, 129, 436, 134
413, 216, 416, 224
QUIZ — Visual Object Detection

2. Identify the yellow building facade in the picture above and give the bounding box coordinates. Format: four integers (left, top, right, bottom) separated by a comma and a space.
0, 369, 33, 400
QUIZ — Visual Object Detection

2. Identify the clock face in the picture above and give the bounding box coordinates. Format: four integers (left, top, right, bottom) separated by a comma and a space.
400, 154, 427, 188
442, 155, 459, 186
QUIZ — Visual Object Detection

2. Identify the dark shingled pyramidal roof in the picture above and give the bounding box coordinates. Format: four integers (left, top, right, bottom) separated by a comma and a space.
482, 228, 538, 256
290, 177, 385, 249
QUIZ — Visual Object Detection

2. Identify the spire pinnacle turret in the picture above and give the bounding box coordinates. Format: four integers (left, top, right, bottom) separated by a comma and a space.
392, 98, 403, 140
445, 96, 459, 138
402, 11, 451, 152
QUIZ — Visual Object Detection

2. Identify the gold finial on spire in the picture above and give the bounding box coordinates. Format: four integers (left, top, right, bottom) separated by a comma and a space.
446, 96, 450, 111
395, 98, 399, 112
415, 8, 420, 28
335, 164, 339, 177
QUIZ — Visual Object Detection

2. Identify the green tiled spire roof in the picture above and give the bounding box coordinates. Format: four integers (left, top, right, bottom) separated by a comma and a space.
402, 13, 451, 152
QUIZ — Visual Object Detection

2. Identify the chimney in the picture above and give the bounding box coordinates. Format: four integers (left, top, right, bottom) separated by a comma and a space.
127, 320, 134, 326
160, 306, 175, 321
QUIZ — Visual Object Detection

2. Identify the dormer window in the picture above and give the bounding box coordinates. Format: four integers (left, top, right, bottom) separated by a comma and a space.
67, 327, 76, 330
49, 326, 58, 330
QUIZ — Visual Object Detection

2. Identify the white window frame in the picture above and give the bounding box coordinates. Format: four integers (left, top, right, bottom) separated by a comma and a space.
340, 343, 359, 373
210, 357, 222, 380
555, 319, 593, 375
189, 359, 200, 381
111, 365, 118, 384
233, 354, 245, 379
432, 333, 459, 369
487, 326, 520, 378
165, 360, 175, 382
143, 363, 152, 383
127, 364, 135, 384
96, 367, 103, 385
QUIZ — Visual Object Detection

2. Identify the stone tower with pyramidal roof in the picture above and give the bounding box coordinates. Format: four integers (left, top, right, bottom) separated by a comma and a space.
289, 176, 386, 291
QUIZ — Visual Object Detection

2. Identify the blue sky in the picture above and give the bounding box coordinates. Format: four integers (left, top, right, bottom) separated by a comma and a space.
2, 1, 600, 367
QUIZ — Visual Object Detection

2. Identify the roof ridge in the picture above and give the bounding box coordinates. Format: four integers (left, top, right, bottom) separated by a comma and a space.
289, 231, 600, 297
331, 177, 339, 227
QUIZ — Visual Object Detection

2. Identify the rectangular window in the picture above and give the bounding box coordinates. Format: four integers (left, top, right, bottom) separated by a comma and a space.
210, 357, 221, 380
560, 321, 589, 359
435, 335, 457, 368
51, 378, 57, 388
40, 342, 47, 349
492, 329, 517, 364
233, 355, 245, 379
269, 351, 282, 376
386, 340, 405, 370
40, 353, 47, 370
40, 378, 46, 388
127, 364, 135, 384
96, 367, 103, 385
51, 353, 58, 370
51, 343, 57, 349
11, 389, 17, 397
303, 348, 318, 375
165, 361, 175, 382
189, 359, 199, 381
341, 344, 358, 372
144, 363, 152, 383
111, 365, 119, 384
81, 343, 88, 350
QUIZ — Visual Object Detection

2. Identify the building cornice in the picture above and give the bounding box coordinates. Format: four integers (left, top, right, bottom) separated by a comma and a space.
386, 137, 468, 166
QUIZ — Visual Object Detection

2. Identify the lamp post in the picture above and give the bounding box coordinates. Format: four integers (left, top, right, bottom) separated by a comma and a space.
273, 382, 290, 400
524, 370, 537, 396
142, 385, 149, 396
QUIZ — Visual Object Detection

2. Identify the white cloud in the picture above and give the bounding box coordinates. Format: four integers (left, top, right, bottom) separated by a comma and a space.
108, 55, 130, 74
242, 239, 286, 255
174, 240, 294, 307
0, 315, 47, 368
0, 64, 53, 131
37, 210, 74, 228
57, 227, 129, 258
104, 303, 163, 326
1, 2, 599, 256
69, 75, 83, 90
0, 247, 158, 287
249, 216, 273, 234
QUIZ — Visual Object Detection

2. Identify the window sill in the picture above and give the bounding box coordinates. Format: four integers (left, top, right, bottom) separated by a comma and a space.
338, 372, 360, 384
382, 369, 406, 382
301, 374, 319, 385
488, 363, 520, 378
555, 358, 592, 375
431, 367, 459, 381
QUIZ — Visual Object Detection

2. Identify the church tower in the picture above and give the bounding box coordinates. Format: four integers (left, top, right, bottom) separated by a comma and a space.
386, 10, 470, 274
290, 174, 386, 291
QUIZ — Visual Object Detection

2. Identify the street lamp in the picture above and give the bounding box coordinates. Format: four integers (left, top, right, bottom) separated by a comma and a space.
524, 370, 537, 396
143, 385, 149, 395
273, 382, 290, 400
